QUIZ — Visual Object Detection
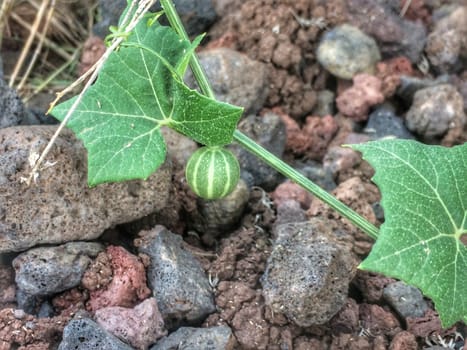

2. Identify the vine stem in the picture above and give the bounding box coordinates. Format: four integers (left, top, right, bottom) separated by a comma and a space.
161, 0, 379, 240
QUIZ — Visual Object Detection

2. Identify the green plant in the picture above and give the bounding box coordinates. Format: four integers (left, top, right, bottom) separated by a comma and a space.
51, 0, 467, 327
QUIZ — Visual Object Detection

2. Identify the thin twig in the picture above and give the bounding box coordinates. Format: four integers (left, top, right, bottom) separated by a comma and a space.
9, 0, 50, 87
26, 0, 156, 185
17, 0, 56, 91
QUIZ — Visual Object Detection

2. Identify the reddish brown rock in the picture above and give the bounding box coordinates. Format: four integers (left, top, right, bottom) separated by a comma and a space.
95, 298, 166, 350
389, 331, 418, 350
336, 74, 384, 121
359, 304, 401, 337
353, 270, 397, 303
0, 265, 15, 308
52, 288, 88, 316
231, 300, 269, 350
406, 309, 449, 338
0, 308, 68, 349
271, 180, 313, 210
78, 36, 106, 76
84, 246, 151, 311
329, 298, 359, 334
279, 110, 339, 160
376, 56, 415, 97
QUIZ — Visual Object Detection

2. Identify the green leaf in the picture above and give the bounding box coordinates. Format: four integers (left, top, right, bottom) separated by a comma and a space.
52, 20, 242, 186
352, 140, 467, 327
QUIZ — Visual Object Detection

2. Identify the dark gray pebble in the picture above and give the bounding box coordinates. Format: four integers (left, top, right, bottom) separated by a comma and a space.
364, 106, 415, 140
383, 281, 428, 319
135, 226, 215, 330
58, 318, 134, 350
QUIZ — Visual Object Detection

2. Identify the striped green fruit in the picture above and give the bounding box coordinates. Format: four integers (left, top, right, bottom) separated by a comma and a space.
186, 146, 240, 200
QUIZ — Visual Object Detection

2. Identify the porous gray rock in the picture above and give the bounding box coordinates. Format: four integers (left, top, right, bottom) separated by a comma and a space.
405, 84, 466, 139
230, 112, 286, 190
95, 298, 167, 350
316, 24, 381, 79
0, 125, 174, 253
383, 281, 429, 319
135, 226, 215, 330
150, 326, 236, 350
0, 83, 27, 128
189, 180, 250, 246
13, 242, 103, 297
261, 219, 357, 326
185, 48, 268, 115
58, 318, 134, 350
425, 6, 467, 73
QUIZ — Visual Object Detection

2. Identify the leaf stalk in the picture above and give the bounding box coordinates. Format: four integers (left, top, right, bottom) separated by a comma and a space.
160, 0, 379, 240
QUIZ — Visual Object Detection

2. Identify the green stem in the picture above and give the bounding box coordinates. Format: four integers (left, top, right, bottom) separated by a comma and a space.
160, 0, 379, 240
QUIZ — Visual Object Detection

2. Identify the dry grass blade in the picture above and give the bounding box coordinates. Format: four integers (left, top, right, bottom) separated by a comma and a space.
8, 0, 50, 87
16, 0, 56, 91
9, 10, 73, 62
400, 0, 413, 17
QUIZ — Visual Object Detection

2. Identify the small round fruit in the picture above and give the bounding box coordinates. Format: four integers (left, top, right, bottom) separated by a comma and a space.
186, 146, 240, 200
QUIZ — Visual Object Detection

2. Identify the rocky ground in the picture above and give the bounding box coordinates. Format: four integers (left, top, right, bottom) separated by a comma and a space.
1, 0, 467, 349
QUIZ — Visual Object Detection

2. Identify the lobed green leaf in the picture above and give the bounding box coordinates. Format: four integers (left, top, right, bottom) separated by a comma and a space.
52, 19, 242, 186
352, 140, 467, 327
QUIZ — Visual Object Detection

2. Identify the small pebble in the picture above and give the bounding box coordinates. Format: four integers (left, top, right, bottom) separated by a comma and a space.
13, 309, 26, 319
336, 74, 384, 121
364, 106, 415, 140
58, 318, 134, 350
95, 298, 167, 350
383, 281, 428, 319
150, 326, 236, 350
425, 5, 467, 73
317, 24, 381, 79
189, 180, 250, 246
405, 84, 466, 139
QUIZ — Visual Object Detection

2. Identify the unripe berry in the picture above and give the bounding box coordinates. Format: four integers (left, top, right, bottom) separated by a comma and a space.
185, 146, 240, 199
